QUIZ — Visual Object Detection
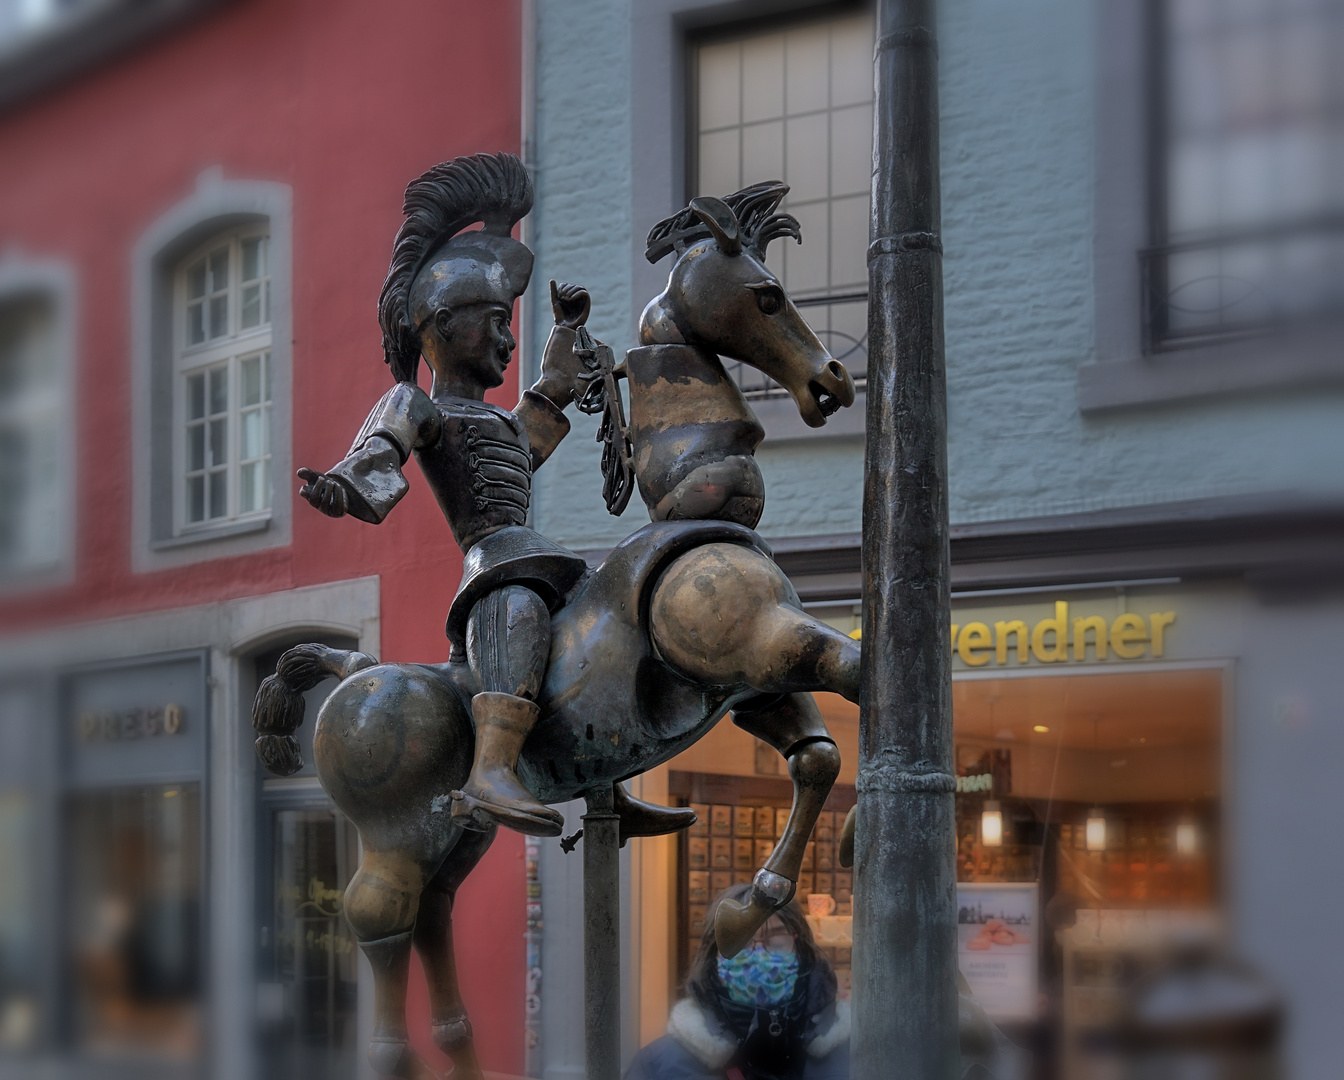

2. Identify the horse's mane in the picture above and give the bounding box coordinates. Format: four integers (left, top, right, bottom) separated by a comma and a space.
378, 153, 534, 383
644, 180, 802, 264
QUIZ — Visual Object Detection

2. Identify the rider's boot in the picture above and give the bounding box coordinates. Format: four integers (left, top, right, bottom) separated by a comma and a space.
613, 782, 698, 845
452, 692, 564, 837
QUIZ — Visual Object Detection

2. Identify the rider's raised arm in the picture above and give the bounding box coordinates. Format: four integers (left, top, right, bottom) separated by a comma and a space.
515, 280, 591, 472
515, 322, 578, 471
314, 382, 442, 524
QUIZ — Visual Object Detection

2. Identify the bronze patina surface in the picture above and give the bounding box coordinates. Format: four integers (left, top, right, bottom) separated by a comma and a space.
252, 154, 858, 1080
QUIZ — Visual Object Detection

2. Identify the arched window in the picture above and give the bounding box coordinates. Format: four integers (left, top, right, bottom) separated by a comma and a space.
132, 172, 291, 570
174, 227, 273, 528
0, 253, 74, 586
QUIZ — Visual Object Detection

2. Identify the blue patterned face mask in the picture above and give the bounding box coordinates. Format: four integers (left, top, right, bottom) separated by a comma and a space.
716, 948, 800, 1007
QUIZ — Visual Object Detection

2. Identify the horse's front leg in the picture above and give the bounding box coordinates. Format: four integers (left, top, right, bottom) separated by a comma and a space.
413, 825, 497, 1080
713, 693, 840, 957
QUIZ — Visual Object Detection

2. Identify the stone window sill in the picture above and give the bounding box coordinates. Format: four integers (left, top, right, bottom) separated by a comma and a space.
149, 514, 270, 551
1078, 320, 1344, 412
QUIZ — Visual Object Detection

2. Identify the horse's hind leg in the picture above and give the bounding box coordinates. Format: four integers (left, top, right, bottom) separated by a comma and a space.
413, 825, 497, 1080
714, 692, 840, 957
650, 542, 860, 703
345, 850, 434, 1079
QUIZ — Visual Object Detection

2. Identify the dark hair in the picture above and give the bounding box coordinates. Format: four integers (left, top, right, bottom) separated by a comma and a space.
684, 883, 832, 1010
377, 152, 533, 384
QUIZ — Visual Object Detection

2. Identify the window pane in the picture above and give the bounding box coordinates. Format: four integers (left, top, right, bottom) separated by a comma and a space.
208, 470, 227, 519
186, 373, 205, 421
698, 40, 741, 130
208, 419, 226, 468
67, 785, 202, 1061
209, 296, 227, 339
242, 237, 262, 282
187, 475, 204, 522
241, 285, 261, 330
240, 409, 262, 460
741, 33, 785, 123
208, 248, 228, 293
187, 303, 204, 346
187, 424, 204, 472
698, 128, 741, 197
263, 351, 272, 401
208, 367, 227, 416
186, 259, 206, 300
264, 280, 271, 324
240, 462, 258, 513
240, 356, 261, 406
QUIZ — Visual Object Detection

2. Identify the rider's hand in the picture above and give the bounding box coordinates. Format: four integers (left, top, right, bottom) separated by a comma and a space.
297, 467, 350, 518
550, 280, 590, 329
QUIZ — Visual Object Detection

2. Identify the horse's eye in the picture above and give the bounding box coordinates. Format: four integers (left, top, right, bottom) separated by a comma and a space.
755, 286, 783, 316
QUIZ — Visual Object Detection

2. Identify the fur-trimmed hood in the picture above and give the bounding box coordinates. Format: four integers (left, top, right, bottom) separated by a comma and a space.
666, 996, 851, 1071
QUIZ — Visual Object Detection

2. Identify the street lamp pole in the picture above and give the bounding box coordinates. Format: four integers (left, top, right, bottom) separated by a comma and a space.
853, 0, 958, 1076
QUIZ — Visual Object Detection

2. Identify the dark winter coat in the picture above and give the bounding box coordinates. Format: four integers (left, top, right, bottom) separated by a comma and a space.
624, 968, 850, 1080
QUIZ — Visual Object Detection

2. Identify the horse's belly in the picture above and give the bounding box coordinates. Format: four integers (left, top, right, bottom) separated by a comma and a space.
523, 602, 730, 804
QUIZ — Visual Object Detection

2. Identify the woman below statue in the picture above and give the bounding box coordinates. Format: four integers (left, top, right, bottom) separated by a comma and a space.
625, 884, 850, 1080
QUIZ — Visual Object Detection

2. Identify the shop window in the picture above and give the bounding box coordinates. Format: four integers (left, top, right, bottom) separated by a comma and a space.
175, 229, 273, 531
0, 293, 64, 580
1146, 0, 1344, 350
66, 783, 203, 1061
252, 641, 361, 1078
654, 661, 1223, 1073
690, 10, 874, 399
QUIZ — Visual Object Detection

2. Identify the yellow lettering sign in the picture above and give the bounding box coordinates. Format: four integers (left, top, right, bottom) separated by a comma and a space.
852, 609, 1176, 665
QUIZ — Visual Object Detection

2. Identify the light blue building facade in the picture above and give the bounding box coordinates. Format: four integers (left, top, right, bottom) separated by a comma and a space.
522, 2, 1344, 1077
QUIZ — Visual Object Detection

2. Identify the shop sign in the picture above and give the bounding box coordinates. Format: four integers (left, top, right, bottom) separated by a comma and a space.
63, 653, 207, 788
957, 882, 1038, 1022
851, 602, 1176, 667
77, 704, 185, 742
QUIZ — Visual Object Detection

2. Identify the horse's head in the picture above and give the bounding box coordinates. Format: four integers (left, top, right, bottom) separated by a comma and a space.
640, 183, 856, 428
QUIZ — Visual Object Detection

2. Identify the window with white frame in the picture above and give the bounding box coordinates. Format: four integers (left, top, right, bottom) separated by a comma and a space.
175, 229, 272, 531
692, 10, 874, 397
0, 294, 62, 577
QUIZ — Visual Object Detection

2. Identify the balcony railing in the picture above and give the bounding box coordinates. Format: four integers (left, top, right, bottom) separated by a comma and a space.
1141, 216, 1344, 353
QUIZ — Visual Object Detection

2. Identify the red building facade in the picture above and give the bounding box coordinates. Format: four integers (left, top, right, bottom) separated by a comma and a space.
0, 1, 526, 1075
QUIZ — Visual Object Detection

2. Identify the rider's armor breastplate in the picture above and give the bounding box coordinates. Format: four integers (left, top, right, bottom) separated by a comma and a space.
415, 399, 532, 552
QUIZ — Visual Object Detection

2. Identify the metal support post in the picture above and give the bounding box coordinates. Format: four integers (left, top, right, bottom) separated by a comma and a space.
583, 784, 621, 1080
853, 0, 959, 1077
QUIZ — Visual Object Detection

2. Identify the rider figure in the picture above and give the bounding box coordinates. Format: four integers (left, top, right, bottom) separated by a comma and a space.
297, 153, 685, 839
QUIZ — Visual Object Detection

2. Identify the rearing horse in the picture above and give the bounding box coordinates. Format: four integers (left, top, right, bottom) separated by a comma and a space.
253, 182, 858, 1080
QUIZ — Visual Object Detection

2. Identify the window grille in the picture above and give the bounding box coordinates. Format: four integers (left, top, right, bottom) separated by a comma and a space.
691, 11, 874, 397
176, 230, 273, 530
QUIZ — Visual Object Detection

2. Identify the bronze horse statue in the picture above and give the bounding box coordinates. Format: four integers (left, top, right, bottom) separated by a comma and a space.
253, 181, 857, 1080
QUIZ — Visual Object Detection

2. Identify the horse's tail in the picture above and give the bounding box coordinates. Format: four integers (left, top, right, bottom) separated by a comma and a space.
252, 643, 378, 776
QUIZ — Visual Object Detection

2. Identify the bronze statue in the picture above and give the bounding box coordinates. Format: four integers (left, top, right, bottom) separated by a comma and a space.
253, 153, 858, 1080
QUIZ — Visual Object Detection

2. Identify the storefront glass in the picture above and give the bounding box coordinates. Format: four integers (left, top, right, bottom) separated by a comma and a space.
256, 803, 360, 1080
66, 783, 203, 1061
653, 596, 1224, 1079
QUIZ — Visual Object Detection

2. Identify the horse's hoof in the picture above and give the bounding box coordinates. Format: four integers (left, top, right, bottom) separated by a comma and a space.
714, 869, 795, 957
367, 1038, 438, 1079
432, 1015, 473, 1053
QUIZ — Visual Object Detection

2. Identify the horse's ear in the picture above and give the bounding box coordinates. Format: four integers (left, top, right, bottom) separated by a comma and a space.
689, 197, 742, 257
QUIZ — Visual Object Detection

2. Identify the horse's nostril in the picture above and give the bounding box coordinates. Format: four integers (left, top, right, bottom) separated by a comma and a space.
826, 360, 845, 381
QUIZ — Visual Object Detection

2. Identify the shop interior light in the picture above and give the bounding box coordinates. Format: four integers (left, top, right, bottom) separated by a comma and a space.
1085, 808, 1106, 851
1175, 818, 1199, 856
981, 800, 1003, 847
1032, 724, 1049, 733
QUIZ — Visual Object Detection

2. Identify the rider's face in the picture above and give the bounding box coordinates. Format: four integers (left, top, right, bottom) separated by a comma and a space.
435, 302, 516, 391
